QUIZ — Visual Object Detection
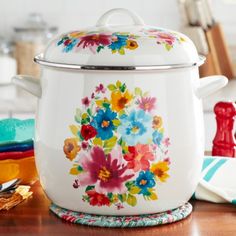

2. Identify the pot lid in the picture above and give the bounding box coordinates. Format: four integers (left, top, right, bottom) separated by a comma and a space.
37, 8, 204, 70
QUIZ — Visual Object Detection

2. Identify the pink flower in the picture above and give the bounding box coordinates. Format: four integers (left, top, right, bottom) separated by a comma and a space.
124, 144, 155, 172
95, 84, 106, 93
81, 141, 89, 150
116, 203, 124, 210
78, 146, 134, 194
77, 34, 112, 52
156, 32, 175, 46
82, 97, 90, 107
138, 97, 156, 112
163, 137, 170, 147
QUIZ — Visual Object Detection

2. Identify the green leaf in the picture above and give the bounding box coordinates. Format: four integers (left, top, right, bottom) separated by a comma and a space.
69, 125, 79, 137
118, 138, 123, 145
75, 108, 82, 123
108, 84, 117, 91
104, 136, 117, 149
118, 110, 126, 118
116, 80, 122, 88
149, 191, 158, 200
107, 192, 113, 199
103, 103, 110, 109
104, 148, 112, 155
97, 45, 104, 53
87, 108, 92, 117
118, 48, 125, 55
129, 186, 141, 194
125, 181, 135, 190
134, 87, 142, 96
82, 195, 90, 202
78, 131, 84, 141
120, 83, 126, 93
93, 137, 103, 146
118, 194, 127, 203
122, 145, 128, 154
81, 119, 88, 125
127, 194, 137, 207
112, 119, 121, 127
85, 185, 95, 192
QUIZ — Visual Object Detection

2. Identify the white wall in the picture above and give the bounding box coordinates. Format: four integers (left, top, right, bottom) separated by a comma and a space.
0, 0, 235, 43
0, 0, 181, 38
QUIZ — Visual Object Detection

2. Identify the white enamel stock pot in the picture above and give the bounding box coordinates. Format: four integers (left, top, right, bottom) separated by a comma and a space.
13, 8, 227, 215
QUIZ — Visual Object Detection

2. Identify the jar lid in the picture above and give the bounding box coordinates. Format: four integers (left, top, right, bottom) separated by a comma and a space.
35, 8, 205, 71
0, 37, 14, 55
14, 13, 57, 34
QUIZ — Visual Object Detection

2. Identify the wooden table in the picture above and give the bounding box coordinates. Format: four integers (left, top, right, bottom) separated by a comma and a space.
1, 181, 236, 236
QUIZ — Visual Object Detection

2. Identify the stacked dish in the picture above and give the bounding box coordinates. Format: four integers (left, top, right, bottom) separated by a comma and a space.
0, 118, 37, 184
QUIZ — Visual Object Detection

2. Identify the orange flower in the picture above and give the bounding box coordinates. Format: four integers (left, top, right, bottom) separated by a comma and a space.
111, 90, 132, 112
63, 138, 80, 161
152, 116, 162, 130
126, 40, 138, 50
69, 31, 85, 38
151, 161, 169, 182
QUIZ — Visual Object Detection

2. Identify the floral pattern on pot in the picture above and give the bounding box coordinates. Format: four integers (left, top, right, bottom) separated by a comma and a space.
57, 28, 185, 54
63, 81, 171, 209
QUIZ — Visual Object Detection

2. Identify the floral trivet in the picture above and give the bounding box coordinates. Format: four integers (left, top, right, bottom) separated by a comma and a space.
50, 202, 192, 227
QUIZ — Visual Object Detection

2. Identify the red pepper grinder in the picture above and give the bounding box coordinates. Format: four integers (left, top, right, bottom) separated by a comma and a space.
212, 101, 236, 157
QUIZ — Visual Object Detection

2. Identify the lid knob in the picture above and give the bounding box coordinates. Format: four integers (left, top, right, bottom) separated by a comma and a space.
96, 8, 145, 27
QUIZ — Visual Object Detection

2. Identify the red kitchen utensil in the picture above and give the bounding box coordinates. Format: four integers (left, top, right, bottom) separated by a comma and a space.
212, 101, 236, 157
0, 149, 34, 160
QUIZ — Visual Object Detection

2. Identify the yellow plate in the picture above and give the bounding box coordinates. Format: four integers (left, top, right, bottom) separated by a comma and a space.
0, 156, 38, 184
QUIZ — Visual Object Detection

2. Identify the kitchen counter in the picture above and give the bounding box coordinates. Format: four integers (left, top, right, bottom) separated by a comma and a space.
1, 181, 236, 236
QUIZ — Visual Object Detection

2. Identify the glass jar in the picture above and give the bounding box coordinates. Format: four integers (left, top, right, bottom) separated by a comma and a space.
0, 37, 17, 84
14, 13, 57, 78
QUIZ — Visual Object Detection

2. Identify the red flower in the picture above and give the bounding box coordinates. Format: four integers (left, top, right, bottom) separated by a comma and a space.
86, 190, 110, 206
82, 97, 90, 107
124, 144, 155, 172
81, 125, 97, 141
77, 34, 112, 49
95, 84, 106, 93
81, 141, 89, 150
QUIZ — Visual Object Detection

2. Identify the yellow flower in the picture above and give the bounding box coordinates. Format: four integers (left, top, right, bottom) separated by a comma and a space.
63, 138, 81, 161
126, 40, 138, 50
151, 161, 169, 182
111, 90, 132, 112
112, 194, 119, 203
69, 31, 85, 38
152, 116, 162, 130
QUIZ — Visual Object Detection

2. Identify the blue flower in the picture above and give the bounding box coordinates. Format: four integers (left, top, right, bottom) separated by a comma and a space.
91, 108, 117, 140
108, 34, 128, 51
62, 38, 78, 52
152, 130, 163, 145
135, 171, 156, 196
118, 110, 153, 146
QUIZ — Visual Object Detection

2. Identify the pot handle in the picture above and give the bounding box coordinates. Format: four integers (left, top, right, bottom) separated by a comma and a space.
12, 75, 42, 98
96, 8, 145, 27
195, 75, 228, 99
